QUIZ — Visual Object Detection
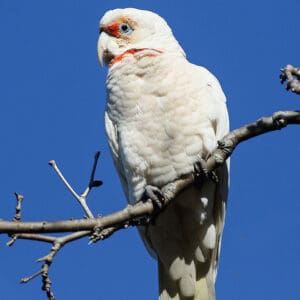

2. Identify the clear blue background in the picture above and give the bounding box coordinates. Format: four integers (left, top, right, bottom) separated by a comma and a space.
0, 1, 299, 299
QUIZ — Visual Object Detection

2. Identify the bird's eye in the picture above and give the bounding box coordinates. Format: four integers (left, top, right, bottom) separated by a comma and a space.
119, 22, 133, 35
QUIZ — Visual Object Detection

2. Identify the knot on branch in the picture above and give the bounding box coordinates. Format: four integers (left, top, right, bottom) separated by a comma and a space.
272, 111, 288, 129
89, 226, 104, 243
42, 274, 54, 300
280, 64, 300, 94
90, 225, 122, 243
212, 139, 235, 166
13, 192, 24, 222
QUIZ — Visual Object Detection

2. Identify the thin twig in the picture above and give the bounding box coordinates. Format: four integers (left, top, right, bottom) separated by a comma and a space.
7, 234, 57, 246
13, 153, 103, 300
19, 231, 91, 299
21, 270, 43, 283
48, 153, 103, 218
48, 153, 102, 219
48, 160, 84, 207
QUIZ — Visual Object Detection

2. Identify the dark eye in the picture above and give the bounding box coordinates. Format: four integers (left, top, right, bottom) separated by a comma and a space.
119, 22, 133, 35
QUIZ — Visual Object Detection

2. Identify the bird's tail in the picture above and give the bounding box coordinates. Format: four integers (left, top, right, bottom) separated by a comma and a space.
144, 165, 228, 300
158, 259, 215, 300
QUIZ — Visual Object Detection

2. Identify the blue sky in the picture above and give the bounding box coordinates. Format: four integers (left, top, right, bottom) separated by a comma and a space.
0, 1, 299, 299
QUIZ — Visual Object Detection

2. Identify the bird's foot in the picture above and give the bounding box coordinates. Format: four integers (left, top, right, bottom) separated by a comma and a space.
194, 157, 218, 188
144, 185, 165, 209
142, 185, 165, 224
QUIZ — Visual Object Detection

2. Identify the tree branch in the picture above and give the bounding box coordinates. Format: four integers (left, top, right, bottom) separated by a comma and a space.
2, 153, 104, 300
0, 68, 299, 298
1, 110, 299, 236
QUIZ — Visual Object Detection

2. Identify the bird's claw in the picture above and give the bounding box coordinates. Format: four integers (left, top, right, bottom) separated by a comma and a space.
143, 185, 165, 209
194, 157, 218, 188
142, 185, 165, 224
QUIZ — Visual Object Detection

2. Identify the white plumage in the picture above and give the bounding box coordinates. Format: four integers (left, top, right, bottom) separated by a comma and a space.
98, 8, 229, 299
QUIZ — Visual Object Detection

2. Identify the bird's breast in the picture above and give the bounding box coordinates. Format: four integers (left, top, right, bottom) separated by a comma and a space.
105, 56, 215, 198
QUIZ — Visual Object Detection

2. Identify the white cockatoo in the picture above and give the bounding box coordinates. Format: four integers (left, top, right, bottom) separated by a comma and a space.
97, 8, 229, 300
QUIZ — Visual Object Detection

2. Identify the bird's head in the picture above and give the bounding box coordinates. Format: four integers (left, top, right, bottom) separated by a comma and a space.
97, 8, 185, 67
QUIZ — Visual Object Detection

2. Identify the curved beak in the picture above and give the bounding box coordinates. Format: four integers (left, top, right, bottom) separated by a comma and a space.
97, 32, 116, 67
97, 32, 108, 66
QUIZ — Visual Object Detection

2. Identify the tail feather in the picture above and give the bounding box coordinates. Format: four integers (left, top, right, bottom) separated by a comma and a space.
148, 184, 218, 300
159, 259, 215, 300
194, 276, 215, 300
159, 259, 180, 300
144, 164, 229, 300
178, 260, 196, 298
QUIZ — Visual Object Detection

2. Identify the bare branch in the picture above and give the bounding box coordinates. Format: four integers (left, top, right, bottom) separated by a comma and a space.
48, 160, 94, 218
1, 110, 299, 236
17, 231, 92, 300
280, 64, 300, 94
48, 152, 102, 219
5, 153, 103, 300
0, 109, 299, 299
7, 234, 56, 246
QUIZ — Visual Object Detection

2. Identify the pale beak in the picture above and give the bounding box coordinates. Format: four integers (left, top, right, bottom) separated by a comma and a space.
97, 32, 109, 66
97, 32, 116, 67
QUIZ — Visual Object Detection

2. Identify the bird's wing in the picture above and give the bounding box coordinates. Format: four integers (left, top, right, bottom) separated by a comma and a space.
146, 65, 230, 300
104, 111, 129, 199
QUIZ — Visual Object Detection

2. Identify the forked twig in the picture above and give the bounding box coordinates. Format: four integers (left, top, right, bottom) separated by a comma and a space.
8, 152, 103, 300
48, 160, 93, 218
20, 231, 91, 300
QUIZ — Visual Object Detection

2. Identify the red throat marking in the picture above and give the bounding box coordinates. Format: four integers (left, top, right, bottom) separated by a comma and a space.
109, 48, 163, 67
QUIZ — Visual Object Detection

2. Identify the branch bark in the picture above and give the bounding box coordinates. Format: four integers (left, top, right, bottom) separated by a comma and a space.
1, 110, 299, 236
